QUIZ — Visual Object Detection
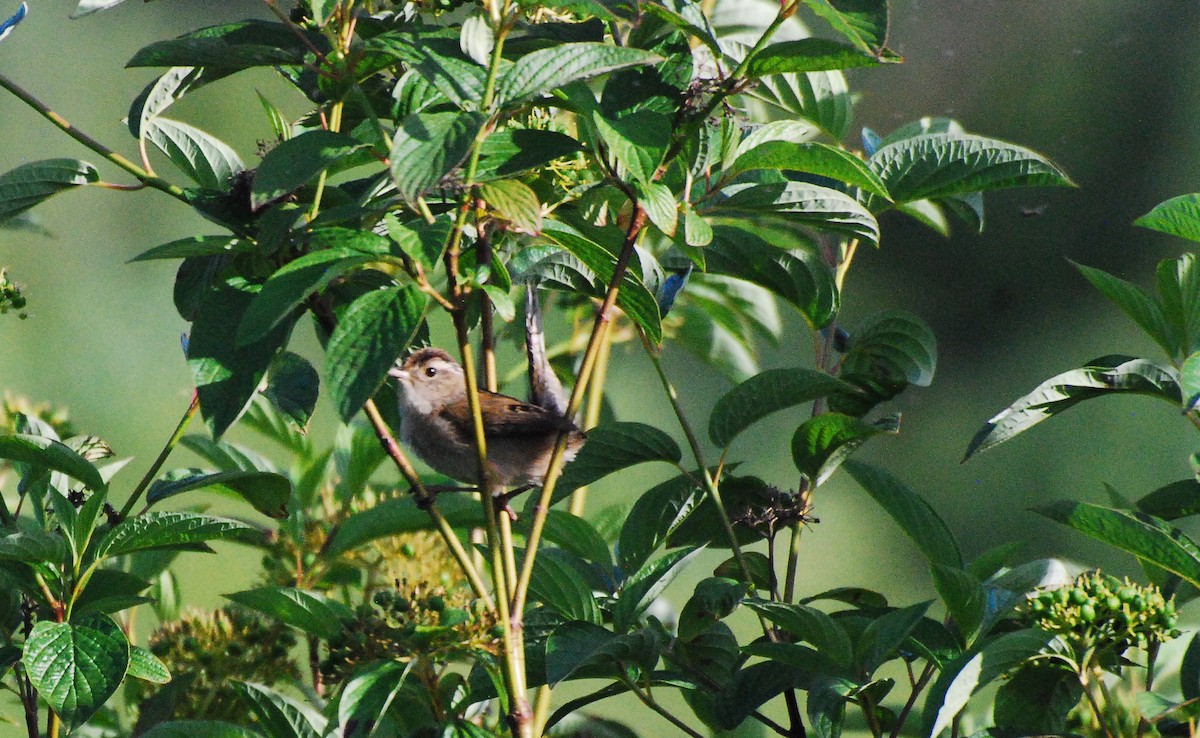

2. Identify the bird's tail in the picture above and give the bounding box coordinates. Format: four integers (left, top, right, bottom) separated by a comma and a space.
525, 282, 568, 416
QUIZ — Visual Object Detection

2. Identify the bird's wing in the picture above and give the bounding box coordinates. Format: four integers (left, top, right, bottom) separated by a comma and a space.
439, 391, 577, 438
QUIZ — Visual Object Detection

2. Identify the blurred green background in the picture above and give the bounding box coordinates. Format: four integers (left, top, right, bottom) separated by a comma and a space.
2, 0, 1200, 731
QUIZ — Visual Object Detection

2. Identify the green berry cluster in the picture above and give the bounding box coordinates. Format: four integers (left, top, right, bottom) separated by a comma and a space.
130, 607, 300, 721
1023, 572, 1178, 653
321, 582, 499, 682
0, 268, 28, 319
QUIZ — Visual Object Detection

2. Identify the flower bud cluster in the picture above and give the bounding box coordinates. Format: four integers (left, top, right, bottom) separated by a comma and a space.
1022, 571, 1178, 653
0, 268, 27, 319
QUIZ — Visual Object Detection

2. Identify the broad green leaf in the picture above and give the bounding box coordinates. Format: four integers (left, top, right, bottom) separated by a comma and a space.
709, 181, 880, 247
231, 681, 325, 738
1138, 479, 1200, 521
808, 675, 854, 738
495, 43, 661, 107
475, 128, 583, 181
965, 356, 1181, 459
1036, 501, 1200, 588
638, 181, 678, 237
322, 495, 483, 556
540, 221, 662, 343
993, 663, 1081, 734
727, 141, 890, 199
251, 130, 368, 211
713, 551, 773, 590
744, 599, 853, 667
362, 31, 486, 108
708, 367, 855, 447
553, 422, 682, 499
128, 645, 171, 684
139, 722, 264, 738
146, 469, 291, 518
856, 600, 932, 673
734, 120, 821, 160
73, 568, 152, 616
390, 111, 487, 205
614, 546, 704, 632
746, 38, 883, 77
0, 530, 67, 564
237, 248, 381, 345
257, 92, 291, 141
337, 661, 413, 738
592, 109, 671, 184
188, 279, 296, 437
545, 622, 661, 685
710, 661, 805, 730
641, 3, 721, 59
792, 413, 899, 486
129, 235, 254, 262
22, 615, 128, 729
741, 65, 851, 140
532, 511, 613, 567
0, 159, 99, 223
529, 549, 602, 624
706, 224, 837, 329
930, 564, 986, 642
0, 434, 105, 491
1157, 253, 1200, 357
803, 0, 893, 57
127, 21, 310, 69
479, 179, 543, 233
844, 460, 961, 568
97, 511, 257, 558
1136, 193, 1200, 244
325, 285, 427, 421
262, 351, 320, 434
1074, 260, 1176, 357
224, 587, 350, 640
616, 473, 703, 573
143, 117, 244, 191
128, 67, 231, 139
841, 310, 937, 386
868, 133, 1073, 207
678, 578, 745, 640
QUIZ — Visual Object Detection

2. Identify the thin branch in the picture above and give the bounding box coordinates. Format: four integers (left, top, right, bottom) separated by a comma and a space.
120, 393, 199, 519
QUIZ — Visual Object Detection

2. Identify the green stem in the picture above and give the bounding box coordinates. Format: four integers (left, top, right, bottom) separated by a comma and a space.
1081, 668, 1119, 738
783, 520, 803, 602
0, 74, 188, 203
622, 678, 707, 738
120, 393, 199, 519
889, 662, 936, 738
568, 326, 613, 517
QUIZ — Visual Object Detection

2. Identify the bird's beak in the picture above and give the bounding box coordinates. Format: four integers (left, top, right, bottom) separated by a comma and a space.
388, 365, 408, 381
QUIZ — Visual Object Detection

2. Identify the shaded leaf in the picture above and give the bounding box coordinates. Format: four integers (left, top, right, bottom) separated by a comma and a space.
147, 469, 291, 518
251, 130, 368, 211
0, 159, 99, 223
1074, 261, 1176, 358
323, 495, 482, 557
529, 549, 602, 624
130, 236, 254, 262
802, 0, 893, 57
127, 21, 310, 69
614, 546, 704, 632
0, 434, 105, 491
844, 460, 961, 568
708, 367, 855, 447
475, 128, 583, 181
993, 662, 1081, 734
616, 472, 703, 573
224, 588, 350, 640
745, 600, 853, 667
554, 422, 682, 499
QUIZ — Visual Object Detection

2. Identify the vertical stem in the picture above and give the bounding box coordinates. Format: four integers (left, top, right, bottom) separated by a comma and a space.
568, 327, 613, 517
531, 683, 554, 737
121, 393, 200, 519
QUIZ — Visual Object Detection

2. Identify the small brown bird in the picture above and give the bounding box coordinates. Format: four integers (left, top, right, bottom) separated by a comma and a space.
388, 347, 586, 492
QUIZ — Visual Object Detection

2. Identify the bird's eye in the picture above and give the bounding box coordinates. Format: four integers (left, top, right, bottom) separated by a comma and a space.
425, 366, 437, 378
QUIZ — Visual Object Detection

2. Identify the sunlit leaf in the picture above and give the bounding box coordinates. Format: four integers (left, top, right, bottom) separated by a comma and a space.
22, 615, 129, 729
802, 0, 894, 57
146, 469, 291, 518
224, 587, 351, 640
727, 141, 889, 199
844, 460, 961, 568
709, 181, 879, 247
709, 368, 855, 447
390, 111, 487, 205
495, 43, 661, 107
792, 413, 899, 486
746, 38, 883, 77
143, 117, 244, 191
1136, 193, 1200, 244
0, 434, 105, 491
97, 511, 257, 558
251, 130, 368, 210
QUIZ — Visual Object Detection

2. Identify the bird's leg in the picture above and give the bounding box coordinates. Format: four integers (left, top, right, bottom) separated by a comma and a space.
409, 483, 482, 509
493, 484, 536, 520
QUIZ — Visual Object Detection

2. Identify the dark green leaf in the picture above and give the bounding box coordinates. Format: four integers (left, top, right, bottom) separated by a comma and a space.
1036, 501, 1200, 588
545, 621, 660, 685
74, 568, 152, 616
1158, 253, 1200, 357
1136, 193, 1200, 244
746, 38, 882, 77
323, 495, 482, 556
713, 551, 773, 590
138, 721, 264, 738
97, 511, 257, 558
1182, 632, 1200, 702
495, 43, 661, 107
710, 660, 805, 730
554, 422, 682, 499
993, 663, 1081, 734
965, 356, 1181, 459
262, 351, 320, 433
475, 128, 584, 181
0, 434, 105, 491
22, 615, 129, 729
745, 600, 853, 667
727, 141, 890, 199
532, 511, 612, 567
129, 236, 255, 262
230, 681, 323, 738
930, 564, 986, 642
529, 550, 602, 624
1138, 479, 1200, 521
844, 460, 961, 568
710, 181, 880, 247
147, 470, 290, 518
856, 600, 932, 673
592, 110, 670, 185
127, 21, 309, 69
143, 117, 243, 191
1074, 261, 1176, 357
251, 130, 368, 211
390, 111, 487, 205
708, 368, 856, 447
325, 285, 427, 421
224, 588, 349, 640
616, 473, 703, 573
0, 530, 67, 564
0, 159, 99, 223
792, 413, 899, 485
128, 645, 171, 684
808, 676, 853, 738
842, 310, 937, 387
361, 31, 485, 108
803, 0, 892, 56
678, 578, 745, 640
614, 546, 703, 632
337, 661, 413, 738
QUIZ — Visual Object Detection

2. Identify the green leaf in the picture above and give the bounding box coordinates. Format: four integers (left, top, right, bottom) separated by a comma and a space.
97, 511, 257, 558
616, 473, 703, 573
1184, 352, 1200, 411
129, 66, 232, 139
323, 495, 482, 556
532, 511, 612, 567
792, 413, 899, 486
868, 133, 1074, 207
139, 722, 264, 738
337, 661, 413, 738
1074, 261, 1176, 357
741, 66, 851, 140
844, 460, 961, 568
129, 235, 255, 262
0, 434, 105, 491
475, 128, 583, 181
744, 600, 853, 667
1158, 253, 1200, 357
224, 587, 349, 640
727, 141, 890, 199
708, 368, 856, 447
710, 661, 805, 730
362, 31, 486, 108
128, 645, 171, 684
678, 578, 745, 641
803, 0, 893, 57
143, 117, 244, 191
554, 422, 682, 498
528, 549, 602, 624
1182, 632, 1200, 702
592, 110, 670, 185
746, 38, 883, 77
993, 663, 1081, 734
22, 614, 129, 729
495, 43, 661, 107
930, 564, 986, 642
73, 568, 153, 616
540, 221, 662, 343
479, 180, 543, 234
545, 622, 661, 685
251, 130, 368, 211
325, 285, 427, 422
1036, 501, 1200, 588
965, 356, 1181, 459
856, 600, 932, 673
1138, 479, 1200, 521
0, 530, 67, 564
390, 111, 487, 205
1136, 193, 1200, 244
188, 279, 297, 438
0, 159, 99, 223
614, 546, 704, 632
637, 181, 678, 237
231, 681, 324, 738
262, 352, 319, 434
126, 20, 310, 69
146, 469, 291, 518
710, 181, 880, 247
842, 310, 938, 387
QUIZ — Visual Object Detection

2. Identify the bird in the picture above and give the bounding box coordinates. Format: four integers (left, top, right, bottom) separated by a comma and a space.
388, 347, 586, 494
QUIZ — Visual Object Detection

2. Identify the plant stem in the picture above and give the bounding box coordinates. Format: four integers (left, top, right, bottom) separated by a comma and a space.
531, 683, 554, 737
568, 326, 613, 516
1081, 669, 1119, 738
623, 678, 707, 738
0, 74, 188, 203
783, 520, 803, 602
121, 393, 199, 519
889, 662, 936, 738
47, 711, 59, 738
